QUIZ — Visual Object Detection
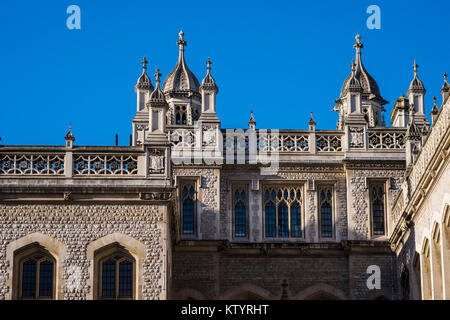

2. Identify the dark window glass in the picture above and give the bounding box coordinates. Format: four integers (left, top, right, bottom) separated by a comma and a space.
235, 201, 246, 237
373, 199, 385, 235
22, 259, 36, 298
183, 198, 195, 234
321, 201, 332, 238
278, 202, 289, 237
38, 260, 53, 297
102, 259, 116, 298
291, 202, 302, 237
265, 201, 276, 237
371, 184, 385, 236
119, 260, 133, 298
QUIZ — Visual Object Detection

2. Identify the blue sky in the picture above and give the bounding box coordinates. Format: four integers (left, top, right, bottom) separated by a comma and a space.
0, 0, 449, 146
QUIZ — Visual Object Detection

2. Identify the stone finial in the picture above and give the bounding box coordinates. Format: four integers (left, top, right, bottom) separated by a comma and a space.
308, 112, 316, 130
248, 110, 256, 130
441, 72, 450, 100
141, 57, 148, 70
430, 96, 439, 125
65, 124, 75, 148
154, 67, 162, 88
206, 57, 212, 72
353, 34, 363, 53
177, 30, 187, 48
413, 60, 419, 76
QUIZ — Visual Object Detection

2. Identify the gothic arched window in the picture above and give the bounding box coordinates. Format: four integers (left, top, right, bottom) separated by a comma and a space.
233, 186, 247, 238
370, 182, 386, 236
175, 105, 187, 125
95, 244, 135, 300
15, 245, 55, 300
181, 182, 196, 235
263, 186, 303, 238
319, 186, 333, 238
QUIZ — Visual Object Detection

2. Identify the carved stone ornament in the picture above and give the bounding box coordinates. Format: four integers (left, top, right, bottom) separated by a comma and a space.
139, 192, 172, 201
149, 149, 165, 174
202, 126, 216, 147
350, 127, 364, 148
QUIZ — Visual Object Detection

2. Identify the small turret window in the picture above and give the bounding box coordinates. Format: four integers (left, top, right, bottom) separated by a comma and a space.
175, 105, 187, 125
181, 181, 196, 235
233, 185, 248, 238
319, 186, 333, 238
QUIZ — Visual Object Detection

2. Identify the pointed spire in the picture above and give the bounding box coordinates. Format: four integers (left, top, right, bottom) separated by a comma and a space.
248, 110, 256, 129
430, 96, 439, 125
65, 124, 75, 148
201, 57, 218, 93
149, 67, 167, 105
408, 59, 425, 93
162, 30, 200, 96
136, 56, 154, 91
65, 124, 75, 141
308, 111, 316, 130
441, 72, 450, 98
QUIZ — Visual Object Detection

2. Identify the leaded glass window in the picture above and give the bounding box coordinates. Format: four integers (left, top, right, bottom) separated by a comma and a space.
319, 186, 333, 238
263, 186, 303, 238
370, 182, 386, 236
181, 182, 196, 235
233, 185, 248, 237
19, 252, 55, 299
100, 254, 134, 299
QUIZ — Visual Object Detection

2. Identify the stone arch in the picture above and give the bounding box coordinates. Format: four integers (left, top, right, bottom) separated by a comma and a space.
292, 283, 347, 300
5, 232, 67, 300
86, 233, 147, 300
220, 283, 274, 300
420, 237, 432, 299
430, 221, 443, 299
440, 204, 450, 298
174, 288, 207, 300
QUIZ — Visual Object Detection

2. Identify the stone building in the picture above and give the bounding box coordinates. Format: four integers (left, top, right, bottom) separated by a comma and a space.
0, 32, 448, 300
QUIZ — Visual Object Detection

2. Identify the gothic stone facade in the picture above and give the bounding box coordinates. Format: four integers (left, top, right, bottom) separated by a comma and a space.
0, 32, 449, 300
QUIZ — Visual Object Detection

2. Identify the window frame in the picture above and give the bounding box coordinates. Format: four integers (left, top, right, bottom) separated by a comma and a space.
179, 179, 198, 238
232, 183, 249, 239
317, 184, 335, 240
369, 180, 387, 238
262, 184, 305, 240
14, 244, 56, 300
94, 243, 136, 300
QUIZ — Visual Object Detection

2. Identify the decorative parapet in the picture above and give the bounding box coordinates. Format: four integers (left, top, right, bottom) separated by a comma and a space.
73, 154, 138, 175
0, 147, 144, 177
316, 132, 343, 152
368, 129, 406, 149
0, 153, 65, 175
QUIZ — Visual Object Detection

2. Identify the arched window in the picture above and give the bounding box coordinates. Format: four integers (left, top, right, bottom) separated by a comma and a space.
95, 244, 135, 300
278, 202, 289, 237
181, 182, 196, 235
233, 186, 247, 238
174, 105, 188, 125
263, 186, 303, 238
15, 244, 55, 300
319, 186, 333, 238
370, 182, 386, 236
290, 201, 302, 237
